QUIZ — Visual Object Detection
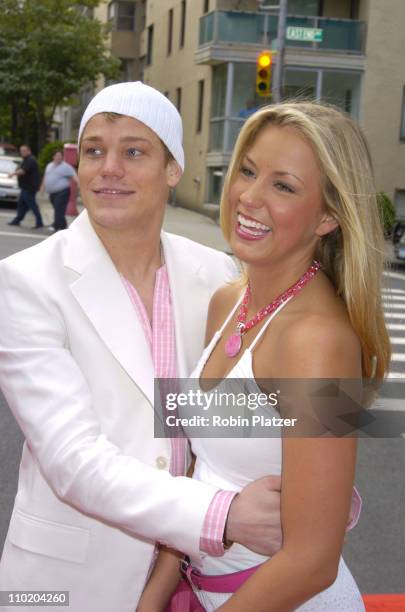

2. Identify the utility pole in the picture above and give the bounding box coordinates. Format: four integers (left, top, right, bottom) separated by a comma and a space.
271, 0, 288, 103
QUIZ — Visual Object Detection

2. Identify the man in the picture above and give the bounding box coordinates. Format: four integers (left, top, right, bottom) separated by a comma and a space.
0, 83, 284, 611
40, 149, 79, 231
8, 144, 43, 229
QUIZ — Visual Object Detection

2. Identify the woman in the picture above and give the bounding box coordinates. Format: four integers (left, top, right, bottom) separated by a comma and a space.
138, 102, 391, 611
40, 149, 79, 232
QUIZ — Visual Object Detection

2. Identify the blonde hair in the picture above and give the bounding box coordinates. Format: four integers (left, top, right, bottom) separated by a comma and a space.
220, 101, 390, 381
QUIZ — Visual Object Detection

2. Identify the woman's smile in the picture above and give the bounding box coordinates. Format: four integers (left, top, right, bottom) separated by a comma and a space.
236, 211, 272, 241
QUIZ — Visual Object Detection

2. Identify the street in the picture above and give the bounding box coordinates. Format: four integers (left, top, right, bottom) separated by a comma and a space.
0, 204, 404, 595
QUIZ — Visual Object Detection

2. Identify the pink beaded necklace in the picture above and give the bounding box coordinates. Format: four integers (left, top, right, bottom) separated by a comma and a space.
224, 260, 322, 358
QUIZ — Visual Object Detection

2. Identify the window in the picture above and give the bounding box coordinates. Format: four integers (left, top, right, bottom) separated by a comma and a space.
283, 68, 361, 118
284, 0, 320, 15
283, 69, 318, 100
109, 2, 136, 31
395, 190, 405, 219
207, 167, 224, 205
400, 87, 405, 140
118, 2, 135, 30
140, 0, 146, 30
211, 65, 227, 118
350, 0, 360, 19
119, 58, 135, 82
321, 71, 361, 117
108, 2, 115, 20
147, 24, 154, 65
176, 88, 182, 113
203, 0, 209, 13
197, 80, 204, 133
180, 0, 186, 48
168, 9, 173, 55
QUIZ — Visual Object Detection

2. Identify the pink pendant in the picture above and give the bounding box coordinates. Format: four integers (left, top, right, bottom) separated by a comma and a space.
225, 333, 242, 358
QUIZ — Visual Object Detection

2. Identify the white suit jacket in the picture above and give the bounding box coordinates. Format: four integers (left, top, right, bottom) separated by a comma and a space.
0, 211, 237, 611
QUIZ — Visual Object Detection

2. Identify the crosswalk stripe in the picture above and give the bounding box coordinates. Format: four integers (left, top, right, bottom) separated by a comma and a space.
382, 288, 405, 294
383, 303, 405, 310
384, 271, 405, 281
377, 286, 405, 379
372, 397, 405, 411
0, 230, 45, 241
383, 296, 405, 302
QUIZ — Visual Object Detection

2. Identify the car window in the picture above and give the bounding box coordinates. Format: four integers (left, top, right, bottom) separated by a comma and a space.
0, 146, 17, 155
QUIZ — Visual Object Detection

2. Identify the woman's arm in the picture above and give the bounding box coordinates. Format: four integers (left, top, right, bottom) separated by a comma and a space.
137, 455, 197, 612
136, 546, 183, 612
217, 316, 362, 611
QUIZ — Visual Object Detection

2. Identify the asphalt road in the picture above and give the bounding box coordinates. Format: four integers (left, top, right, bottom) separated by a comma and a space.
0, 205, 404, 595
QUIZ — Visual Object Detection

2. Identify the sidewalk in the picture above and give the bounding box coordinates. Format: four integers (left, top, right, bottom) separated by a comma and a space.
163, 204, 230, 253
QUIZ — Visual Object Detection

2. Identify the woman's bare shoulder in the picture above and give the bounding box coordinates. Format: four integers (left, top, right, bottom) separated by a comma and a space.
276, 309, 362, 378
209, 282, 243, 310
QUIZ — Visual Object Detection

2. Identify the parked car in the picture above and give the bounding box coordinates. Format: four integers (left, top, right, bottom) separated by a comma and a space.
0, 154, 22, 204
392, 220, 405, 261
0, 143, 18, 156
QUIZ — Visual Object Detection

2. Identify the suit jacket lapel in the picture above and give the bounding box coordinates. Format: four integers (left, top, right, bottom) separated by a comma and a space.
64, 211, 155, 404
162, 232, 211, 378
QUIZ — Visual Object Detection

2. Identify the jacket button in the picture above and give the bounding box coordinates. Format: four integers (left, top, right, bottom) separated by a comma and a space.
156, 456, 168, 470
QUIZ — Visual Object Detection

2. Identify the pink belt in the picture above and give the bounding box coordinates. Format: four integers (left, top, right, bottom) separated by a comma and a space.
181, 557, 262, 593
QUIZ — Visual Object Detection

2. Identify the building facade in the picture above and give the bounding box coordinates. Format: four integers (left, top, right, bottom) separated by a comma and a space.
60, 0, 146, 140
140, 0, 405, 219
64, 0, 405, 219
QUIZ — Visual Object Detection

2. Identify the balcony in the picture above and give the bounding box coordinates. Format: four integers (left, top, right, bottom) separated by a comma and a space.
199, 11, 366, 55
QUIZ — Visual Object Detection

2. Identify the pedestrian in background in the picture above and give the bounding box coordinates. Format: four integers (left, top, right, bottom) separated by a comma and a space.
41, 149, 79, 231
8, 144, 43, 229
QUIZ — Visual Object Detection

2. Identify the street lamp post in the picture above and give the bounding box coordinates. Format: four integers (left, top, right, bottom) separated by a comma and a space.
272, 0, 288, 102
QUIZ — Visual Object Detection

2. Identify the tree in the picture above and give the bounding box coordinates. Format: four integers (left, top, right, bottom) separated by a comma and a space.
0, 0, 120, 151
377, 192, 396, 237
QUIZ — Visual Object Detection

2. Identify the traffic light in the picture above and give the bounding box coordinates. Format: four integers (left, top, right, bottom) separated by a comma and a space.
256, 51, 272, 97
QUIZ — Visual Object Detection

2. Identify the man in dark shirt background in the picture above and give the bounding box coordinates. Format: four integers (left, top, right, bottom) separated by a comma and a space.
8, 144, 44, 229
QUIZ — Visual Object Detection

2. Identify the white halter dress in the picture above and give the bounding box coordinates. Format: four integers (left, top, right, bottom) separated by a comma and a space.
182, 294, 365, 611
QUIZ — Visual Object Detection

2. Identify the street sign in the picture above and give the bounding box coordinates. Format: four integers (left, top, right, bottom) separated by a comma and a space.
286, 26, 323, 42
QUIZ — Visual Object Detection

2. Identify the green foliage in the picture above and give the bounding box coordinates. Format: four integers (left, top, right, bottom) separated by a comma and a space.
38, 141, 66, 173
0, 105, 12, 142
377, 192, 396, 236
0, 0, 120, 148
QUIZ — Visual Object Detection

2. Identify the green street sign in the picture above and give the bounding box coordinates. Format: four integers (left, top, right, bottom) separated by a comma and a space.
286, 26, 323, 42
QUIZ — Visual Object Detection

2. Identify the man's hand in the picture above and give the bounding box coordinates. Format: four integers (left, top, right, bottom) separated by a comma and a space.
225, 476, 282, 556
9, 169, 24, 178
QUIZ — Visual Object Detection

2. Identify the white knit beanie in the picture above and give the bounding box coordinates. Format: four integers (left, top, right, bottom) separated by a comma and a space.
78, 81, 184, 171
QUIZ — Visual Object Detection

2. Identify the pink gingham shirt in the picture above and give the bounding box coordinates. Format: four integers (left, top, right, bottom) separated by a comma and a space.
122, 266, 235, 555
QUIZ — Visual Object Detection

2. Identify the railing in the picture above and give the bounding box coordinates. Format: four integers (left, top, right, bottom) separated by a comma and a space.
199, 11, 366, 54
